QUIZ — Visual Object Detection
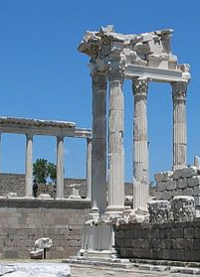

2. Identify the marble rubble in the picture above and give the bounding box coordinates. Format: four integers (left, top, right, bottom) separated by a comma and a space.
0, 263, 71, 277
30, 237, 53, 259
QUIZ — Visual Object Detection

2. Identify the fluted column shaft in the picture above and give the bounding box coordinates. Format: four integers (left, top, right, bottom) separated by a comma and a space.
172, 82, 187, 170
106, 64, 124, 216
132, 78, 149, 211
91, 73, 107, 215
86, 138, 92, 199
25, 134, 33, 197
0, 133, 2, 173
56, 136, 64, 199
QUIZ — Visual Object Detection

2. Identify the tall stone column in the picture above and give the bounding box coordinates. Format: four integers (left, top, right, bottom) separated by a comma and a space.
91, 72, 107, 216
25, 134, 33, 197
56, 136, 64, 199
172, 81, 187, 171
132, 78, 149, 212
0, 133, 2, 173
86, 138, 92, 199
106, 63, 124, 216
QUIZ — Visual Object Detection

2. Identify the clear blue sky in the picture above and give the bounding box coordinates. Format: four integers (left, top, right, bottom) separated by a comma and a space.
0, 0, 200, 182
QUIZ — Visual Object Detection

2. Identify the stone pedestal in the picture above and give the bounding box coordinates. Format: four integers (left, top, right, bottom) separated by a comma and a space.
106, 64, 125, 217
56, 136, 64, 199
132, 78, 149, 214
25, 134, 33, 197
91, 73, 107, 216
79, 223, 117, 259
172, 81, 187, 170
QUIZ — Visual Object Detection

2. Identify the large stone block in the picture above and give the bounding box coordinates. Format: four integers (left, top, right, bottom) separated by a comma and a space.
173, 169, 182, 180
177, 178, 187, 189
182, 167, 197, 178
162, 191, 172, 201
148, 200, 170, 223
182, 187, 193, 196
162, 171, 173, 182
188, 176, 200, 187
194, 186, 200, 196
166, 180, 176, 191
157, 182, 166, 192
171, 196, 196, 222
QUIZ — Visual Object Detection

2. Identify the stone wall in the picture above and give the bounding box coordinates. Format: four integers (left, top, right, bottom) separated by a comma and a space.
0, 173, 133, 199
0, 198, 90, 259
154, 167, 200, 208
115, 220, 200, 262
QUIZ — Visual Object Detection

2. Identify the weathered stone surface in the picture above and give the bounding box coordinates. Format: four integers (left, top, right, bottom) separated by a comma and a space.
188, 176, 200, 187
0, 263, 71, 277
166, 180, 176, 191
177, 178, 187, 189
182, 167, 196, 178
173, 169, 182, 180
157, 182, 166, 192
162, 191, 172, 201
194, 186, 200, 196
161, 171, 173, 182
148, 200, 170, 223
171, 196, 196, 222
182, 187, 193, 196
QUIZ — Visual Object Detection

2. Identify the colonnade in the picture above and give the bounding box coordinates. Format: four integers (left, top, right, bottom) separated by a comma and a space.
91, 69, 188, 217
0, 133, 92, 199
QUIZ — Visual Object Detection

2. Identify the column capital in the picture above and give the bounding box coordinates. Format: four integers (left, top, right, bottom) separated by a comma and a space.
26, 134, 33, 140
171, 81, 187, 102
108, 61, 125, 83
132, 77, 148, 96
57, 135, 64, 141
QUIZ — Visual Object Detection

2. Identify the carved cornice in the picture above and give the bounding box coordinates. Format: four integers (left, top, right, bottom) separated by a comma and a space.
132, 77, 148, 96
171, 81, 187, 102
78, 26, 191, 82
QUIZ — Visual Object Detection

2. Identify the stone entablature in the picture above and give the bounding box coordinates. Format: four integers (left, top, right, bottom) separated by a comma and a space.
78, 25, 190, 83
0, 116, 90, 138
0, 117, 92, 200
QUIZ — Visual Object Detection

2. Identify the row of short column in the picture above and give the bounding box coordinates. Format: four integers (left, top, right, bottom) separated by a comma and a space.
25, 135, 92, 198
91, 69, 188, 216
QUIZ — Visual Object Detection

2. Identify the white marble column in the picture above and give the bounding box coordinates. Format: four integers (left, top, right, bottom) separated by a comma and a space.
56, 136, 64, 199
86, 138, 92, 199
25, 134, 33, 197
91, 72, 107, 216
132, 78, 149, 212
0, 133, 2, 173
172, 81, 187, 171
106, 64, 124, 216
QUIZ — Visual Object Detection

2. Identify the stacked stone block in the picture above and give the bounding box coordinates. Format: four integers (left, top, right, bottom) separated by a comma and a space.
154, 167, 200, 208
0, 198, 90, 259
115, 220, 200, 262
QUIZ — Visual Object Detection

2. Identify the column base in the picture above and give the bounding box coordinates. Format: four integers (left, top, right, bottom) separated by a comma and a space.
79, 223, 117, 259
105, 205, 124, 218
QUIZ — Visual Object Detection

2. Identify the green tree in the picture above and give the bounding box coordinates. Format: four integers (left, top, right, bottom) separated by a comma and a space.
33, 159, 49, 184
48, 162, 57, 184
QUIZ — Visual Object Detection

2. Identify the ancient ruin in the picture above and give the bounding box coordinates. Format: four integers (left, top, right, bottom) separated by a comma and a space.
76, 25, 193, 260
0, 116, 92, 199
78, 25, 190, 219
